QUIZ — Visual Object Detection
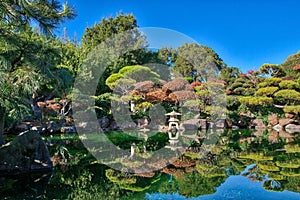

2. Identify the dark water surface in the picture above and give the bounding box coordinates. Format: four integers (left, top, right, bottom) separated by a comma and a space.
0, 129, 299, 200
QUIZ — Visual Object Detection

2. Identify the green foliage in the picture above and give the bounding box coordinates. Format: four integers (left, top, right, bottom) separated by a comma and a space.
82, 13, 137, 51
173, 43, 224, 81
230, 82, 244, 90
283, 105, 300, 114
184, 77, 194, 83
105, 73, 124, 89
0, 0, 76, 35
106, 65, 160, 90
0, 2, 76, 140
122, 65, 160, 82
260, 63, 285, 78
239, 96, 273, 106
280, 50, 300, 78
233, 87, 246, 95
226, 95, 241, 111
219, 66, 241, 85
263, 78, 282, 86
255, 87, 279, 96
258, 82, 268, 88
274, 89, 300, 102
279, 80, 299, 90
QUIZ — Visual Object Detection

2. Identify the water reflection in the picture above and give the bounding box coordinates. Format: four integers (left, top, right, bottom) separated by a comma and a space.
0, 129, 299, 199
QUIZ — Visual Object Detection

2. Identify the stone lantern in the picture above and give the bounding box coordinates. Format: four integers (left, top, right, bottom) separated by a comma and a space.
165, 110, 181, 131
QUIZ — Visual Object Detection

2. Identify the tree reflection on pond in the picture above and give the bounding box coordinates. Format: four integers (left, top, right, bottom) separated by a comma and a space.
0, 129, 299, 199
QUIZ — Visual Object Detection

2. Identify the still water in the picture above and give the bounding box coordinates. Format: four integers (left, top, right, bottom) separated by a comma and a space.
0, 129, 299, 199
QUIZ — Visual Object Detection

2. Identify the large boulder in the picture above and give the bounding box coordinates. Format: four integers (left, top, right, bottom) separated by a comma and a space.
285, 124, 300, 133
268, 114, 278, 126
285, 113, 295, 119
0, 131, 53, 174
98, 118, 110, 129
119, 121, 137, 130
279, 118, 294, 127
252, 119, 266, 130
181, 119, 201, 130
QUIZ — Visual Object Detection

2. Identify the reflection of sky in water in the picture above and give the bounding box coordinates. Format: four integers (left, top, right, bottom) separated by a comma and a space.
146, 175, 300, 200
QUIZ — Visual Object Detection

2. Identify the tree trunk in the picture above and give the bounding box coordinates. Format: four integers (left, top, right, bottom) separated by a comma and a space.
0, 106, 5, 146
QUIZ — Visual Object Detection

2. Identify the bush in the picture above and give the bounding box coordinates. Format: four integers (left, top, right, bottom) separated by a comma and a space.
244, 88, 256, 96
105, 73, 124, 89
233, 87, 246, 95
283, 105, 300, 114
226, 95, 241, 110
239, 96, 273, 106
279, 80, 299, 89
255, 87, 279, 96
264, 78, 282, 86
258, 82, 268, 88
235, 78, 247, 83
191, 81, 202, 87
184, 77, 194, 83
229, 82, 243, 90
274, 89, 300, 101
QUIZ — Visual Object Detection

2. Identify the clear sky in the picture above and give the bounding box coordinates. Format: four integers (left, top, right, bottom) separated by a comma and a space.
58, 0, 300, 72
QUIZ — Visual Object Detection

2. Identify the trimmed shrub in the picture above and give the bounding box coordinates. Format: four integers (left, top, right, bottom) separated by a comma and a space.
239, 96, 273, 106
258, 82, 268, 88
105, 73, 124, 89
283, 105, 300, 114
279, 80, 299, 89
264, 78, 282, 86
233, 87, 246, 95
255, 87, 279, 96
274, 89, 300, 101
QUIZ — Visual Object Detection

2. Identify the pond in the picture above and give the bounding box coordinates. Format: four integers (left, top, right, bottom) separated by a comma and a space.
0, 129, 299, 200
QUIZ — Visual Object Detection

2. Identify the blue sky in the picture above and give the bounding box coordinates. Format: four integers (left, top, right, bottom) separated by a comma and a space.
58, 0, 300, 72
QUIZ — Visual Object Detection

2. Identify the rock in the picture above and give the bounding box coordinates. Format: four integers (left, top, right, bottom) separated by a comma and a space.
255, 126, 266, 130
0, 131, 53, 174
135, 118, 149, 128
120, 121, 136, 130
14, 122, 31, 132
252, 118, 265, 126
215, 119, 226, 129
109, 121, 119, 131
252, 119, 266, 130
279, 130, 294, 138
181, 119, 200, 130
98, 118, 110, 129
199, 119, 207, 130
253, 130, 264, 137
60, 126, 77, 134
46, 121, 61, 133
225, 119, 233, 128
268, 114, 278, 126
285, 124, 300, 133
193, 114, 201, 119
31, 125, 46, 133
285, 113, 295, 119
273, 124, 282, 132
268, 130, 279, 143
279, 118, 294, 127
207, 122, 214, 129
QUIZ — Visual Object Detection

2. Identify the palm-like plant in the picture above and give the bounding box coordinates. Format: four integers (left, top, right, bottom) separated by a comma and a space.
0, 0, 76, 145
0, 0, 75, 35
